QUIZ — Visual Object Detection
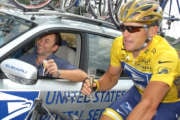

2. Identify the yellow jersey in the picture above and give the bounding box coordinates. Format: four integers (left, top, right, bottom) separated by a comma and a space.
110, 35, 180, 102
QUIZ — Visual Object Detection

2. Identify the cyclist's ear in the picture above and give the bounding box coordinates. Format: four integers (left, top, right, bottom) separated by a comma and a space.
148, 26, 159, 38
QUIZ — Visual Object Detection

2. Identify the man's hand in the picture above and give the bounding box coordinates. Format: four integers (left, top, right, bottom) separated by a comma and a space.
43, 59, 59, 78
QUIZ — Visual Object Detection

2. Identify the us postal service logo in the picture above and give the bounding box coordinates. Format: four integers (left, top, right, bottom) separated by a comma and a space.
0, 91, 39, 120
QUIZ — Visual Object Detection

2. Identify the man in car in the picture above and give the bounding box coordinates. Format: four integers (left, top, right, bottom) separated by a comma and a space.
20, 33, 87, 82
81, 0, 180, 119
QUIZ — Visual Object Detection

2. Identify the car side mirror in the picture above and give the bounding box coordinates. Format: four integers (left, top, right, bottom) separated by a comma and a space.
0, 58, 38, 85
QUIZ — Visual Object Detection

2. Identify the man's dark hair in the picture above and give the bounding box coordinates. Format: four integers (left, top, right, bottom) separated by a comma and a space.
50, 33, 62, 46
54, 33, 62, 46
39, 32, 62, 46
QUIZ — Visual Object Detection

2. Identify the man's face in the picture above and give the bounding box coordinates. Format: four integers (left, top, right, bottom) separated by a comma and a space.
36, 34, 58, 56
121, 22, 149, 52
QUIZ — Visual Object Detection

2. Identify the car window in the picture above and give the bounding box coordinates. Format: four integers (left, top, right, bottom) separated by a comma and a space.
10, 31, 79, 65
56, 32, 79, 65
87, 34, 113, 77
87, 34, 128, 78
0, 13, 34, 47
60, 33, 77, 49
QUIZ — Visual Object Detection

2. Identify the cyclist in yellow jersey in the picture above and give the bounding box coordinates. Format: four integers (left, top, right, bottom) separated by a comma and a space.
81, 0, 180, 120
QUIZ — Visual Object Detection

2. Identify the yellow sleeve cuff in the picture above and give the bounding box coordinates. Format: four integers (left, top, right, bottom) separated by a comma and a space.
93, 79, 100, 91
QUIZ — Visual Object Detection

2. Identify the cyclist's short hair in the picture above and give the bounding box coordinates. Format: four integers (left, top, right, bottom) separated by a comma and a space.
119, 0, 163, 26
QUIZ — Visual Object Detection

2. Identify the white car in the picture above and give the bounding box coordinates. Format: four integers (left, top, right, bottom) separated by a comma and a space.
0, 5, 134, 120
0, 4, 179, 120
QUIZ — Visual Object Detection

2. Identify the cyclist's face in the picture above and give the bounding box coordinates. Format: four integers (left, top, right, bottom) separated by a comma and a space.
122, 22, 149, 52
36, 34, 58, 56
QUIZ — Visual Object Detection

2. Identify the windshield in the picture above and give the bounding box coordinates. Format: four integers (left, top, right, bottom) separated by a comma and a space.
0, 13, 35, 47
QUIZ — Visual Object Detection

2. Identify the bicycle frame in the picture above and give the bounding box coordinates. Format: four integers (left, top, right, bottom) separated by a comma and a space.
160, 0, 180, 31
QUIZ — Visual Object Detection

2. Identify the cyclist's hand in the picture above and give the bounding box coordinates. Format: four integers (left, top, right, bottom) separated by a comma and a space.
81, 78, 96, 96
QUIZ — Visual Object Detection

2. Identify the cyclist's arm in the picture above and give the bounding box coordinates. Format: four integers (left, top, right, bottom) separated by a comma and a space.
127, 81, 169, 120
96, 37, 123, 91
98, 65, 122, 91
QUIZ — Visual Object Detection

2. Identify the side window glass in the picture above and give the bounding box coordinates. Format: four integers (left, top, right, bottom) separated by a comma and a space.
0, 14, 33, 47
11, 32, 79, 66
87, 34, 113, 77
55, 32, 79, 65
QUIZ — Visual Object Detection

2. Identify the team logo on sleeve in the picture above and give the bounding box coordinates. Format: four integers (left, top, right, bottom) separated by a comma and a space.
157, 67, 170, 74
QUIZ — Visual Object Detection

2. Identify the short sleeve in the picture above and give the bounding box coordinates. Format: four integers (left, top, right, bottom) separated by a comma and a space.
150, 49, 179, 87
110, 36, 123, 67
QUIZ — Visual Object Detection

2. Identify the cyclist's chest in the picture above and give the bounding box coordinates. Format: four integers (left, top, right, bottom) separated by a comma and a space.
120, 53, 153, 89
121, 51, 153, 72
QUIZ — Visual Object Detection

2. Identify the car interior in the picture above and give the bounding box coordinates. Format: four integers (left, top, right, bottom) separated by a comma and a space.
11, 32, 78, 65
55, 32, 78, 65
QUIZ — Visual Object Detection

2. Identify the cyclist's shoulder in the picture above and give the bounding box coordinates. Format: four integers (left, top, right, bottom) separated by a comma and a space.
114, 36, 123, 40
113, 36, 123, 44
153, 35, 166, 42
111, 36, 123, 51
152, 35, 175, 50
151, 35, 179, 59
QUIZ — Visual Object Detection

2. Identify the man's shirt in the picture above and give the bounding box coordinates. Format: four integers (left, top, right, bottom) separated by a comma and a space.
110, 35, 180, 102
20, 51, 77, 76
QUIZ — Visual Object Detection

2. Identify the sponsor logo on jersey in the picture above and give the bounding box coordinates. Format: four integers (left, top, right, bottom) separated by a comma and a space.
158, 60, 172, 64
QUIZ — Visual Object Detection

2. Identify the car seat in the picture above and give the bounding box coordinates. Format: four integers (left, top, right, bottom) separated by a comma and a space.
55, 45, 76, 65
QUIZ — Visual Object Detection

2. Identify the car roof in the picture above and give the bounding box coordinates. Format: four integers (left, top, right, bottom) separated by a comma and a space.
0, 5, 121, 37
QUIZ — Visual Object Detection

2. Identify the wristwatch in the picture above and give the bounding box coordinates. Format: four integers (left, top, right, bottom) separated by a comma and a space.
56, 70, 61, 78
